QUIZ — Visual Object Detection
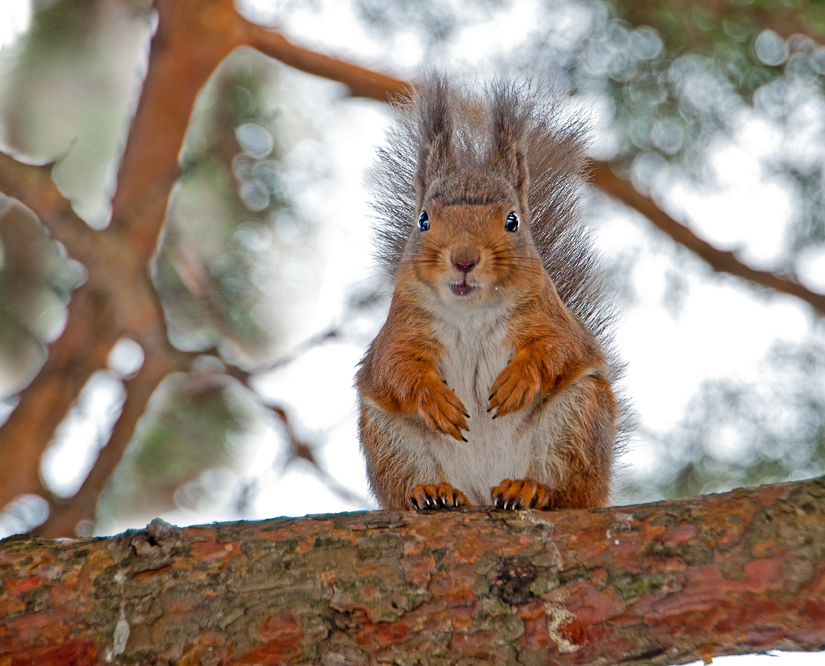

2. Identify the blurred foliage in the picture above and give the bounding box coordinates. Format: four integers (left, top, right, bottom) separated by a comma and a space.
154, 48, 319, 365
0, 196, 85, 397
625, 340, 825, 502
0, 0, 153, 225
98, 372, 262, 532
1, 0, 825, 534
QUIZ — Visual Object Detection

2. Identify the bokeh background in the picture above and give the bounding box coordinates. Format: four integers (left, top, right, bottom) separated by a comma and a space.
1, 2, 824, 663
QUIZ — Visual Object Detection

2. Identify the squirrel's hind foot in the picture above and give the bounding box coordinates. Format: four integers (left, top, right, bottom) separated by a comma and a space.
491, 478, 553, 510
407, 483, 470, 510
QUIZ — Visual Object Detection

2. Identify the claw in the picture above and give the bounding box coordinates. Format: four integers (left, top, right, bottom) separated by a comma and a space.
491, 478, 553, 511
407, 483, 470, 511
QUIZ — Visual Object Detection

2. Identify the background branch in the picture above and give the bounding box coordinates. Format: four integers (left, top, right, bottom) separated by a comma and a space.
0, 153, 98, 255
33, 340, 193, 539
0, 0, 247, 514
590, 163, 825, 315
110, 0, 245, 258
267, 404, 367, 508
0, 288, 119, 509
240, 18, 409, 102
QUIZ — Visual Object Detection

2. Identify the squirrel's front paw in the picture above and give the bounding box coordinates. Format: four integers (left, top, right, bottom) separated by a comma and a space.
408, 483, 470, 510
491, 478, 553, 510
488, 354, 540, 418
416, 376, 469, 441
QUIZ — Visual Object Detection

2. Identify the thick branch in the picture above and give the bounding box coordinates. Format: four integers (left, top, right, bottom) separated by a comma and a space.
1, 478, 823, 665
590, 163, 825, 315
0, 0, 248, 510
0, 152, 98, 257
0, 287, 119, 509
0, 154, 182, 511
33, 342, 191, 539
110, 0, 244, 259
240, 19, 409, 102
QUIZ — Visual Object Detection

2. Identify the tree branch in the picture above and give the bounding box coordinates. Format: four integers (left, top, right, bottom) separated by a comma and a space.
110, 0, 245, 259
218, 354, 368, 508
0, 0, 250, 512
267, 404, 367, 508
0, 152, 98, 256
239, 18, 409, 102
0, 287, 120, 509
590, 162, 825, 315
0, 151, 183, 512
1, 478, 823, 664
33, 341, 193, 539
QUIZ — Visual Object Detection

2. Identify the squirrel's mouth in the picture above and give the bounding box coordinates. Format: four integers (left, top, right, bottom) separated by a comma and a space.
449, 281, 476, 297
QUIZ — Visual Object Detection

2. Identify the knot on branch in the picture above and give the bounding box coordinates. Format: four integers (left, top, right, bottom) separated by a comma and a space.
490, 556, 539, 605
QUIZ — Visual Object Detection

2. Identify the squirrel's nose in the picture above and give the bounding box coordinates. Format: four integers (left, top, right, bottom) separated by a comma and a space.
451, 247, 480, 274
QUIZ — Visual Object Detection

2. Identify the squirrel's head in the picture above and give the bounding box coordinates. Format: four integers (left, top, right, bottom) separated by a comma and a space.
399, 79, 545, 307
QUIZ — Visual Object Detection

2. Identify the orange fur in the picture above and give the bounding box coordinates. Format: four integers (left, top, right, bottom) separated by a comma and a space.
356, 77, 623, 512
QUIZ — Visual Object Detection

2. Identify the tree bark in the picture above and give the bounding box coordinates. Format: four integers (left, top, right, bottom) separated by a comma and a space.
1, 477, 823, 665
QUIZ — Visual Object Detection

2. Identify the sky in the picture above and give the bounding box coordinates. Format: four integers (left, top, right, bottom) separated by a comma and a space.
0, 1, 29, 52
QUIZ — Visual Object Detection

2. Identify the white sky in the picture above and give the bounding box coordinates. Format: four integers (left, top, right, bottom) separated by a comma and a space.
0, 1, 29, 52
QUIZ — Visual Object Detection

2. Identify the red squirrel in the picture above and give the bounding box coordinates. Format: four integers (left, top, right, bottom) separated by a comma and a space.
356, 77, 622, 512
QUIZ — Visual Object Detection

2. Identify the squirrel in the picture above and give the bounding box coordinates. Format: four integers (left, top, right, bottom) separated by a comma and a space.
356, 76, 624, 512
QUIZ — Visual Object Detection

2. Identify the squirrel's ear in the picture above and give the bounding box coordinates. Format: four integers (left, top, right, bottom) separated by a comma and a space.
415, 77, 456, 205
488, 86, 530, 212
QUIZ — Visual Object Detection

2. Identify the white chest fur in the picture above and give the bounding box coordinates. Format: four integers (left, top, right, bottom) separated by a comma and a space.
430, 305, 538, 504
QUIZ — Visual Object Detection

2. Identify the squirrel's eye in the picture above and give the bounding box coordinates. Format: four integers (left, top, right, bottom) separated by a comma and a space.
505, 212, 519, 233
418, 210, 430, 231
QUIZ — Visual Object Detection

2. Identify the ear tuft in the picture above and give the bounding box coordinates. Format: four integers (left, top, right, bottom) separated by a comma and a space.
414, 75, 456, 206
488, 82, 531, 213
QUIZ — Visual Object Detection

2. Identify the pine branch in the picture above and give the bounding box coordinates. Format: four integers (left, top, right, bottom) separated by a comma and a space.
0, 152, 98, 254
240, 18, 409, 102
33, 341, 193, 539
0, 0, 246, 513
0, 285, 120, 510
110, 0, 245, 259
0, 150, 182, 511
590, 162, 825, 315
1, 478, 823, 665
